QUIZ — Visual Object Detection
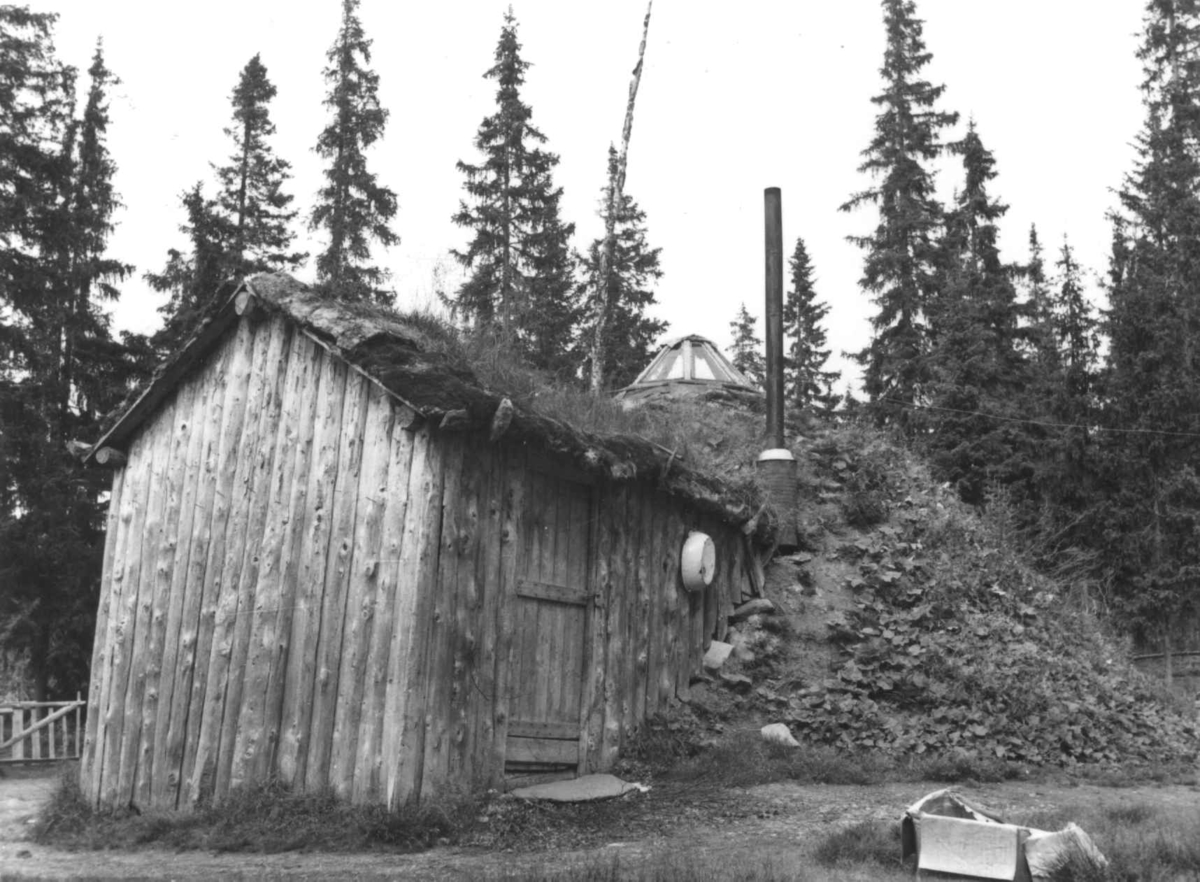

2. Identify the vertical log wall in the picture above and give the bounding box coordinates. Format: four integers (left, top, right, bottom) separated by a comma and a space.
81, 311, 754, 810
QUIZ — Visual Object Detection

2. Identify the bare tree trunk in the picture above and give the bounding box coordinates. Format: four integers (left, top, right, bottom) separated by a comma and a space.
589, 1, 653, 393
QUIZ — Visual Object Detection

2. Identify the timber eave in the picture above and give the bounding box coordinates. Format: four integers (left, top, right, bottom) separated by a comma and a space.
83, 280, 244, 464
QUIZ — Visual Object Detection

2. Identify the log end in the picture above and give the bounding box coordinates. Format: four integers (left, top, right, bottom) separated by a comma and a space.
490, 398, 515, 442
235, 290, 262, 317
439, 409, 472, 432
95, 447, 128, 467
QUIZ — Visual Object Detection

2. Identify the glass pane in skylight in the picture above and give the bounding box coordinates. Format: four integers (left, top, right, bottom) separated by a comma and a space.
647, 350, 681, 380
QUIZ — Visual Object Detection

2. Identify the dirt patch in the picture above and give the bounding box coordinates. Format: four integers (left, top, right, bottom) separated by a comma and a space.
744, 544, 863, 691
4, 769, 1199, 880
0, 772, 57, 853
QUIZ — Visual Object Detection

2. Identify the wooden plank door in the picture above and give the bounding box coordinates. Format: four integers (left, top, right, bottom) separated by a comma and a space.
505, 468, 592, 773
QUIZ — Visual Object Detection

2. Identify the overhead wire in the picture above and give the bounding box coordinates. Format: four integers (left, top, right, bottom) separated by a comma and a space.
876, 396, 1200, 440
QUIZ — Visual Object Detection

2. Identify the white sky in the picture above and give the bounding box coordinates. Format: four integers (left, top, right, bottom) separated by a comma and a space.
38, 0, 1145, 392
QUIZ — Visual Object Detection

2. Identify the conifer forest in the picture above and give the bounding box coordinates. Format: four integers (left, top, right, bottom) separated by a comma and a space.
2, 0, 1200, 710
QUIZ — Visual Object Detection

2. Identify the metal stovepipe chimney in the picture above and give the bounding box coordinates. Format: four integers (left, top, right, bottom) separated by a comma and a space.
764, 187, 785, 448
758, 187, 797, 548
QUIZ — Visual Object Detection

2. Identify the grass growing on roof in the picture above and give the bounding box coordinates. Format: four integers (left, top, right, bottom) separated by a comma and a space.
369, 312, 768, 497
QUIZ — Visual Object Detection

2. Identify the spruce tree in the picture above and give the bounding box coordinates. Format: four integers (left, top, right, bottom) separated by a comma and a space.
1022, 224, 1072, 529
841, 0, 958, 425
452, 7, 577, 366
1022, 224, 1061, 378
0, 7, 74, 345
0, 26, 137, 698
216, 54, 304, 277
1050, 239, 1098, 424
520, 153, 579, 377
578, 146, 666, 389
311, 0, 399, 304
60, 44, 135, 412
782, 236, 839, 412
149, 54, 301, 352
1100, 0, 1200, 649
922, 123, 1036, 506
729, 304, 765, 388
1033, 237, 1100, 530
146, 183, 234, 354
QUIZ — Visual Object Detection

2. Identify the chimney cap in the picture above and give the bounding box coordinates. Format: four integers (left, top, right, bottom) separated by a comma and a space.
757, 448, 795, 462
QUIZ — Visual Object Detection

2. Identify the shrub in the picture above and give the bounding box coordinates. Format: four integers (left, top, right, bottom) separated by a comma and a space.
812, 820, 901, 868
843, 490, 889, 529
620, 714, 706, 771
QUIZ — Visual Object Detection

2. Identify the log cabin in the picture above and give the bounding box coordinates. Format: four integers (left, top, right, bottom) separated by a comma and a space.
78, 273, 764, 810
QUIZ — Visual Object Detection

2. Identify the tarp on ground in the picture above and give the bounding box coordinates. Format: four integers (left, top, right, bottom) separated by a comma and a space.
1024, 823, 1108, 878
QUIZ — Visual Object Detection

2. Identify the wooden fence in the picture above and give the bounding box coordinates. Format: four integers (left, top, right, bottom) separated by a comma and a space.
0, 695, 85, 764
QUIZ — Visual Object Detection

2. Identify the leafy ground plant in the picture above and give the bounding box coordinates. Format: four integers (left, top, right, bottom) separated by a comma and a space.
778, 423, 1199, 768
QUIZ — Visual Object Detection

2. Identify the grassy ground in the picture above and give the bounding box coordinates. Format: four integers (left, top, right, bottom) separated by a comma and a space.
1009, 800, 1200, 881
476, 795, 1200, 882
795, 801, 1200, 882
622, 717, 1198, 792
33, 771, 476, 854
32, 737, 1199, 877
456, 852, 908, 882
25, 388, 1200, 879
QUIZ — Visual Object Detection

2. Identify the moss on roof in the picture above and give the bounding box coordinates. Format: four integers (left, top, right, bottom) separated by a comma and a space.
93, 273, 763, 527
